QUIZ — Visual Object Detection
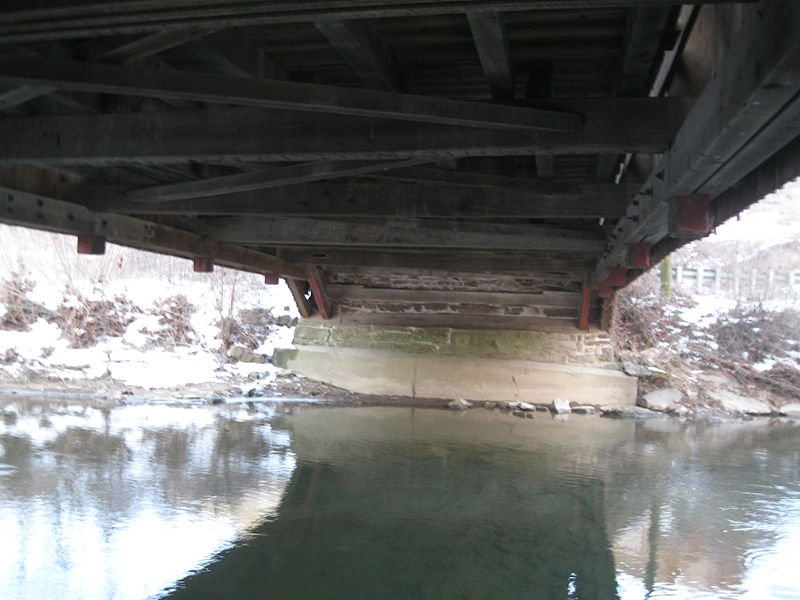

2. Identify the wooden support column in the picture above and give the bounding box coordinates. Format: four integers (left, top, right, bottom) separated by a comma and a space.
192, 257, 214, 272
307, 266, 332, 320
286, 278, 313, 319
77, 234, 106, 255
578, 285, 592, 331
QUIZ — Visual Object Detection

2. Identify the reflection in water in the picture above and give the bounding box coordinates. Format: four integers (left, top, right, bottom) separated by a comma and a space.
0, 399, 295, 600
1, 400, 799, 599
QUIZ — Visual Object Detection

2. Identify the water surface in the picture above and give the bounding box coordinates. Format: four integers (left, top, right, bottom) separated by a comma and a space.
1, 397, 799, 599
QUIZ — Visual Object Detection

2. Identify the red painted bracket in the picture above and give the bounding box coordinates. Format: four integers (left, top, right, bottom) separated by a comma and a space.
264, 273, 280, 285
307, 269, 331, 320
608, 266, 627, 287
192, 257, 214, 273
670, 194, 712, 238
597, 282, 614, 298
77, 234, 106, 255
629, 242, 652, 269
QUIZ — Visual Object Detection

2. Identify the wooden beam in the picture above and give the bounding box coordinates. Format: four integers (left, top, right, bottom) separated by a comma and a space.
0, 57, 581, 133
467, 10, 515, 101
535, 153, 554, 179
91, 181, 633, 220
307, 265, 332, 320
278, 248, 595, 274
201, 216, 606, 253
87, 29, 215, 64
0, 84, 54, 110
619, 6, 676, 96
598, 0, 800, 280
0, 99, 679, 166
126, 158, 434, 203
286, 278, 313, 319
327, 285, 581, 307
315, 19, 400, 91
0, 184, 307, 279
0, 1, 749, 44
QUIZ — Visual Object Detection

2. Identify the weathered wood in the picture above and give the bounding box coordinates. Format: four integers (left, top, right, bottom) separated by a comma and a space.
315, 19, 400, 91
87, 29, 214, 64
327, 285, 582, 307
201, 216, 606, 253
0, 100, 679, 166
277, 248, 595, 274
597, 0, 800, 280
618, 6, 675, 96
307, 265, 332, 320
0, 184, 307, 279
0, 84, 55, 110
0, 1, 750, 44
535, 153, 554, 179
126, 158, 434, 203
467, 10, 514, 101
286, 278, 313, 319
0, 57, 581, 133
666, 0, 800, 197
94, 181, 633, 219
337, 312, 581, 332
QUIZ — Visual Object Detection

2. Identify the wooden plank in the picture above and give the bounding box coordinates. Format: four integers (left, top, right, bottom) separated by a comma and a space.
535, 153, 554, 179
286, 278, 313, 319
666, 0, 800, 197
0, 1, 748, 43
201, 216, 606, 253
126, 158, 434, 203
0, 184, 307, 279
87, 29, 215, 64
365, 166, 571, 192
618, 6, 675, 96
314, 19, 400, 91
0, 57, 581, 133
326, 285, 582, 307
93, 181, 633, 219
467, 10, 514, 101
0, 84, 55, 110
598, 0, 800, 280
277, 248, 595, 274
185, 30, 274, 80
578, 284, 592, 330
0, 99, 679, 166
337, 312, 581, 331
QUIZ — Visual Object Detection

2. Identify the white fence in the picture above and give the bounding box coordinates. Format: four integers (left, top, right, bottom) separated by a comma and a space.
672, 265, 800, 298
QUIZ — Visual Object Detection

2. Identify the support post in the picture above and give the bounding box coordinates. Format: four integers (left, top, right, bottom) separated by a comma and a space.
600, 296, 615, 331
77, 234, 106, 255
578, 285, 592, 331
307, 266, 332, 320
192, 257, 214, 272
286, 278, 312, 319
608, 267, 627, 287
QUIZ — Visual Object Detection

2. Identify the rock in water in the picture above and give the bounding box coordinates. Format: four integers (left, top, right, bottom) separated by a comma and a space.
638, 387, 682, 412
551, 398, 571, 414
572, 405, 596, 415
447, 398, 472, 410
707, 389, 772, 415
599, 405, 664, 419
517, 402, 535, 411
780, 403, 800, 417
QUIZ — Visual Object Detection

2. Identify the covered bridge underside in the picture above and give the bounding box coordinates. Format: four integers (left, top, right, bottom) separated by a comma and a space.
0, 0, 798, 331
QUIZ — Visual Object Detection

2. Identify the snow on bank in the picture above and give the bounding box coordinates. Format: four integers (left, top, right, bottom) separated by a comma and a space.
0, 275, 298, 391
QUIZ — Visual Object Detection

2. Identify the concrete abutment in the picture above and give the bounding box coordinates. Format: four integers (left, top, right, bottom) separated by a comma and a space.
273, 321, 637, 406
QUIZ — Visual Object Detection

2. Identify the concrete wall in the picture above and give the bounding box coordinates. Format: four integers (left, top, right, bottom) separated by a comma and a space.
273, 322, 636, 405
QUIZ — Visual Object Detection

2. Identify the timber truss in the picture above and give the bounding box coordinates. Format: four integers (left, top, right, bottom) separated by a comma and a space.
0, 0, 798, 329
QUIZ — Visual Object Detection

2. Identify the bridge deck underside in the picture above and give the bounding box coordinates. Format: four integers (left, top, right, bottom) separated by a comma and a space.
0, 0, 798, 330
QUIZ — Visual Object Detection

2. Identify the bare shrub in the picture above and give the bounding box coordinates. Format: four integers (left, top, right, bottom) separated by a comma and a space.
706, 305, 800, 364
220, 308, 276, 350
57, 290, 138, 348
145, 294, 196, 348
0, 273, 54, 331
